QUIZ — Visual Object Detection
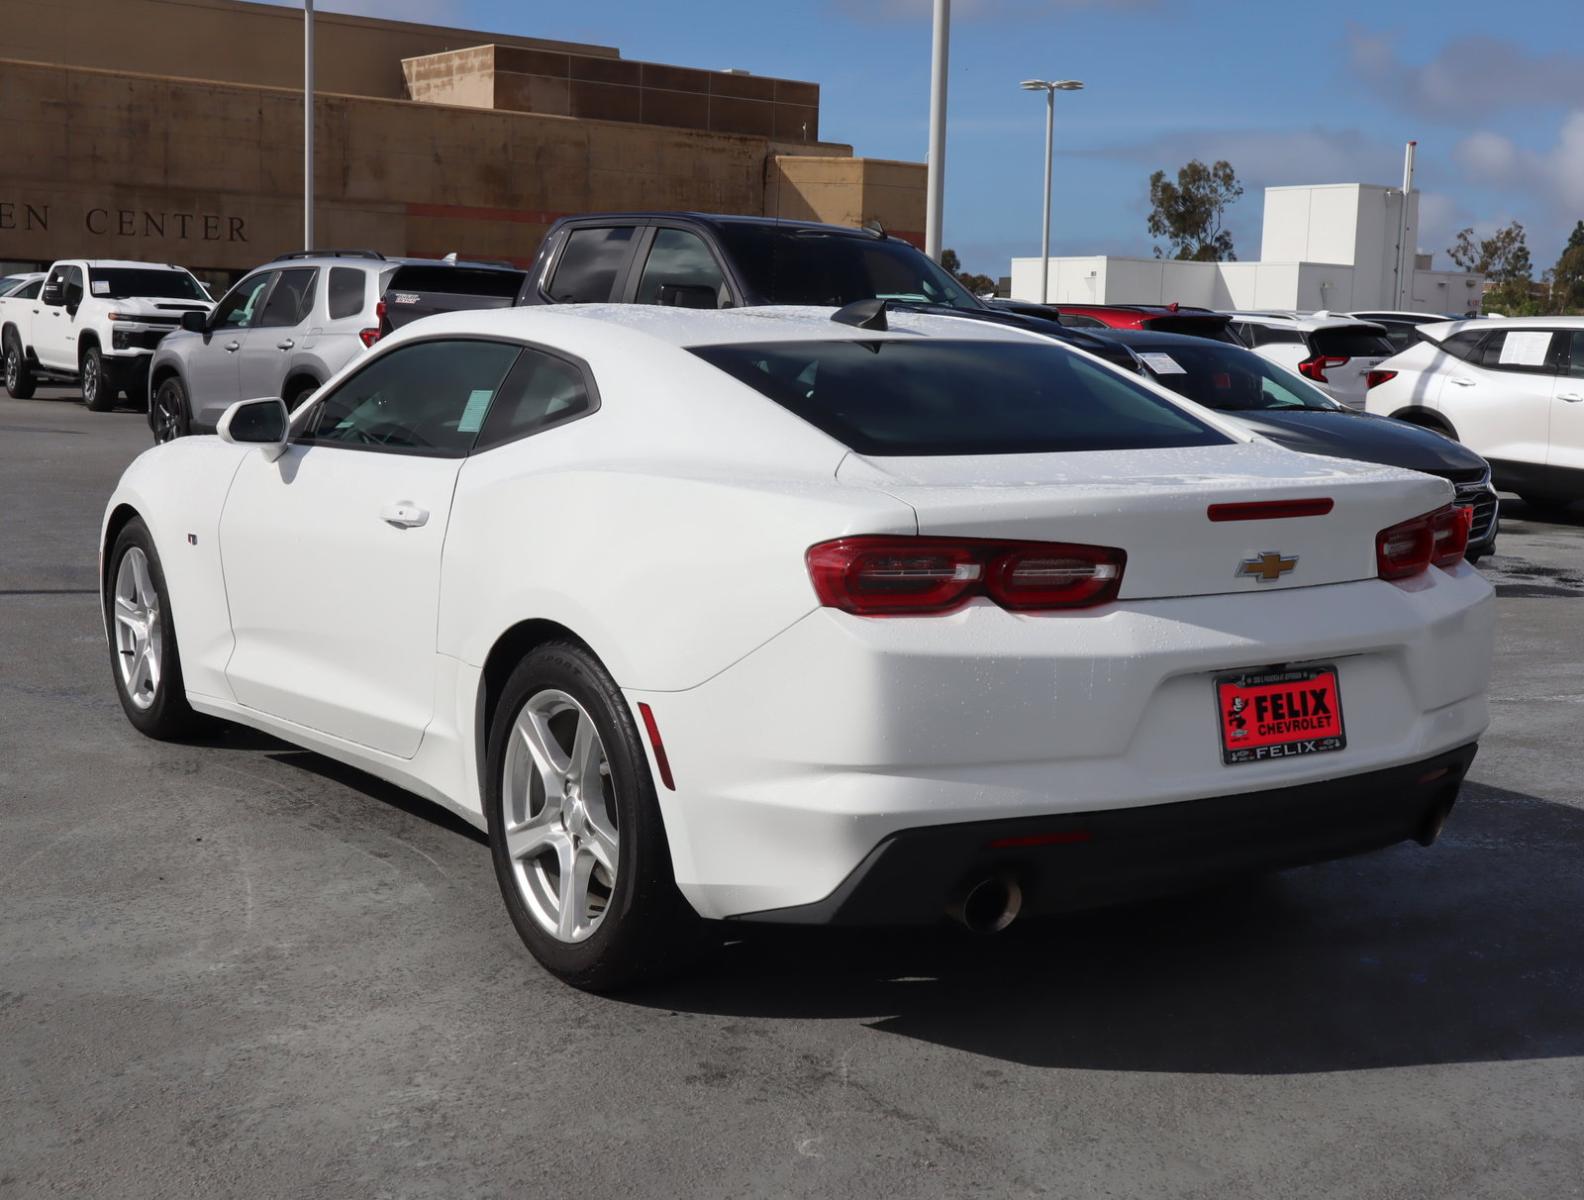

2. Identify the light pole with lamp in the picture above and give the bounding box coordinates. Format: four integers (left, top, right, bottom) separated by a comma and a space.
1020, 78, 1083, 304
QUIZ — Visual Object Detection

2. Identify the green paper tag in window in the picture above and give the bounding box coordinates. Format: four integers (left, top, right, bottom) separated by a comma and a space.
458, 388, 494, 434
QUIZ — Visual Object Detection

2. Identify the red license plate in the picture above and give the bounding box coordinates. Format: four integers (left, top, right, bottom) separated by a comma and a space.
1215, 665, 1346, 766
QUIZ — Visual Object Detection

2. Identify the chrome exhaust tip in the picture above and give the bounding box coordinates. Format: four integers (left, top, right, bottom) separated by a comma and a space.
948, 874, 1023, 934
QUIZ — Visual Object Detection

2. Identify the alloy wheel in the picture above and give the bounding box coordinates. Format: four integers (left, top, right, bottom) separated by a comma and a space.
112, 547, 162, 710
82, 355, 99, 405
153, 387, 181, 443
501, 690, 619, 943
4, 346, 17, 391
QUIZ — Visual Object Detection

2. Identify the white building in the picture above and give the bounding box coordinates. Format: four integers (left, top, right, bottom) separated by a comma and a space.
1010, 183, 1484, 315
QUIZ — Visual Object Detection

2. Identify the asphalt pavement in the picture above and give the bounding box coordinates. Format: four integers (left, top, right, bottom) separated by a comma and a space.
3, 389, 1582, 1199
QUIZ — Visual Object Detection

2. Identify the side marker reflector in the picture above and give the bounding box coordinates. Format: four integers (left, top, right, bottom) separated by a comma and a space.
637, 702, 675, 791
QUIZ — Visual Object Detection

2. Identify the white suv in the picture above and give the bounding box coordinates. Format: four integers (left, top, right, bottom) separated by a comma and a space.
1226, 313, 1397, 411
1364, 317, 1584, 511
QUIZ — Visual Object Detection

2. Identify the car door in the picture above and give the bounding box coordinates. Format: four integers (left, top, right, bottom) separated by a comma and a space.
35, 265, 72, 369
1549, 331, 1584, 482
217, 336, 523, 758
1436, 328, 1560, 467
630, 226, 731, 308
238, 266, 316, 400
188, 271, 273, 413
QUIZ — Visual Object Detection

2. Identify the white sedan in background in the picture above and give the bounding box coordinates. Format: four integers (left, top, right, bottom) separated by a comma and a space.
1365, 316, 1584, 511
101, 304, 1494, 990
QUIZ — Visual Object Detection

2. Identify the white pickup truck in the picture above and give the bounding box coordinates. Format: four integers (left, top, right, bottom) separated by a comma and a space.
2, 259, 212, 410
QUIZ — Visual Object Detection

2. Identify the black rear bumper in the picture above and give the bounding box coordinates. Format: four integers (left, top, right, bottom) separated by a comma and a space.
740, 743, 1478, 926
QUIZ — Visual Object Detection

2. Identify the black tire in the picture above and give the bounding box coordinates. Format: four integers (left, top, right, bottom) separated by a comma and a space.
3, 331, 35, 399
484, 641, 702, 991
124, 378, 149, 412
105, 518, 212, 740
150, 376, 191, 443
81, 343, 113, 411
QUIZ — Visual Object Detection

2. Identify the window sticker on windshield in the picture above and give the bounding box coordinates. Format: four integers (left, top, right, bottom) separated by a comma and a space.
91, 280, 110, 295
1498, 331, 1551, 366
457, 388, 494, 434
1140, 351, 1186, 374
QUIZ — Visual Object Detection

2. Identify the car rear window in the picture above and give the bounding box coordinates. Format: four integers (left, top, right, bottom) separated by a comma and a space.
384, 265, 526, 299
712, 225, 980, 311
1142, 316, 1239, 342
1309, 328, 1396, 358
690, 339, 1230, 457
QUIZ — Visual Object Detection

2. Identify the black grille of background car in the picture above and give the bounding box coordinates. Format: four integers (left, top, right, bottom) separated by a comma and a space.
1455, 482, 1498, 543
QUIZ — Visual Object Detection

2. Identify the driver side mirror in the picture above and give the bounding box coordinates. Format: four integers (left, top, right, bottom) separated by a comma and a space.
180, 310, 208, 334
217, 397, 289, 461
41, 282, 63, 306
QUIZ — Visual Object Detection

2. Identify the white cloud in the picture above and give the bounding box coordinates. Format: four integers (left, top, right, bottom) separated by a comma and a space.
1454, 110, 1584, 215
1346, 27, 1584, 119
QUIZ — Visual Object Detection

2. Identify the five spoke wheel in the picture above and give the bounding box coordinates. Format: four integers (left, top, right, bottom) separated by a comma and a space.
113, 547, 163, 710
501, 690, 620, 943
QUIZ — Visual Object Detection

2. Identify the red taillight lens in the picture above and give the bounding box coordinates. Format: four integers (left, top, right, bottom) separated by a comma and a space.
1365, 369, 1397, 389
1376, 504, 1472, 580
1298, 354, 1349, 383
359, 327, 381, 348
806, 537, 1125, 616
1207, 498, 1334, 522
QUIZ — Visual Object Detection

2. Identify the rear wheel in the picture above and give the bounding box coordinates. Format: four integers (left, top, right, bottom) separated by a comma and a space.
106, 519, 210, 739
484, 642, 700, 991
3, 332, 35, 399
150, 377, 190, 443
81, 344, 113, 411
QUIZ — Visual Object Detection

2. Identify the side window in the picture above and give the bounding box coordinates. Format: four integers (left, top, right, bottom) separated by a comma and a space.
474, 348, 596, 451
256, 268, 317, 328
635, 229, 728, 308
1568, 331, 1584, 379
548, 226, 636, 303
1477, 329, 1561, 374
63, 266, 84, 307
1438, 330, 1485, 362
328, 267, 367, 320
301, 338, 521, 457
213, 273, 273, 329
15, 280, 42, 301
1253, 326, 1303, 348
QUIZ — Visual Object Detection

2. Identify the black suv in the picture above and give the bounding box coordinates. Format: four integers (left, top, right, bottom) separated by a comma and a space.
515, 212, 1136, 368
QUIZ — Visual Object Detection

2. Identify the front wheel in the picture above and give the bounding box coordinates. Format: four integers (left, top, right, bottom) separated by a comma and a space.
4, 333, 37, 399
106, 519, 209, 739
484, 642, 700, 991
150, 377, 191, 443
81, 344, 113, 411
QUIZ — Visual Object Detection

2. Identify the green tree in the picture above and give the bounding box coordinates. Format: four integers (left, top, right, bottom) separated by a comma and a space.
940, 248, 997, 297
1551, 243, 1584, 313
1448, 221, 1536, 314
1146, 159, 1243, 262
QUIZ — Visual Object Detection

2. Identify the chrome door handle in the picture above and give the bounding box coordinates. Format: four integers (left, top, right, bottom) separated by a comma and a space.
1450, 378, 1476, 387
276, 339, 295, 350
1559, 392, 1584, 403
380, 501, 429, 529
225, 340, 240, 353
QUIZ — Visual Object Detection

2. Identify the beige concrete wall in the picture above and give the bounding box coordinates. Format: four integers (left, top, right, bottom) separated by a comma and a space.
767, 157, 926, 243
0, 60, 862, 273
4, 0, 617, 100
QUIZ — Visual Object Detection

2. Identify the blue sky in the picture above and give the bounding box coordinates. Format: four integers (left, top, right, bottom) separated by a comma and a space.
282, 0, 1584, 278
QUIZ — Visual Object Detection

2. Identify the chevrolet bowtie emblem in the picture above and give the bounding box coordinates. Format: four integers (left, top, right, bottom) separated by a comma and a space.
1238, 551, 1298, 582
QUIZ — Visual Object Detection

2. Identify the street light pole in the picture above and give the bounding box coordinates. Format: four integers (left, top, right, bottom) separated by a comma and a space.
1020, 79, 1083, 304
304, 0, 315, 250
924, 0, 949, 262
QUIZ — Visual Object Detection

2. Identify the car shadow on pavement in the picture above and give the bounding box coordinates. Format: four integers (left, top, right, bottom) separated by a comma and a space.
631, 782, 1584, 1074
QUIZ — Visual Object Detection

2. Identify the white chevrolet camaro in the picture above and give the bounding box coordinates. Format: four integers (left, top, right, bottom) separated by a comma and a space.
101, 303, 1495, 989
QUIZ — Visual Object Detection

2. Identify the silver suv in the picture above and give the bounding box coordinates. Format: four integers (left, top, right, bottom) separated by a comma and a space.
147, 251, 394, 442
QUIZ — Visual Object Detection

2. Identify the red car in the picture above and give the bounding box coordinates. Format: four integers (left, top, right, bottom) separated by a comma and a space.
988, 300, 1239, 342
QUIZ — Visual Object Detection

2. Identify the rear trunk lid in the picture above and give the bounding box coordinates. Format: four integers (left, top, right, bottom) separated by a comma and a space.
838, 442, 1452, 599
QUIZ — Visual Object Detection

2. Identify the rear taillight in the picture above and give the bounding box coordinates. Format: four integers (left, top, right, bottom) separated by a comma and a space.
1298, 354, 1349, 383
1376, 505, 1473, 580
1365, 369, 1397, 389
358, 326, 381, 348
806, 537, 1125, 616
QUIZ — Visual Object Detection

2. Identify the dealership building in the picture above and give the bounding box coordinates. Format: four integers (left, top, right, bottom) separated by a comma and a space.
0, 0, 926, 288
1012, 183, 1486, 315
